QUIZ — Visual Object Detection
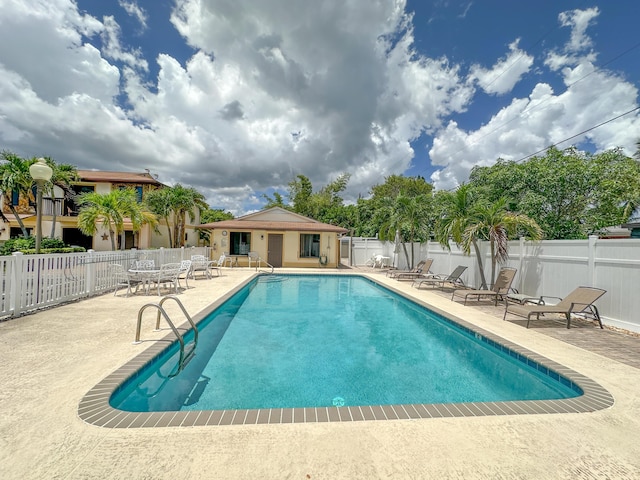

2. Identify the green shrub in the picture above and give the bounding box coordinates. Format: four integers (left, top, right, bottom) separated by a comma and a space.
0, 237, 81, 255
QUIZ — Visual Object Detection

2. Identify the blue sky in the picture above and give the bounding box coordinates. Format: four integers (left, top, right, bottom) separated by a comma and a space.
0, 1, 638, 216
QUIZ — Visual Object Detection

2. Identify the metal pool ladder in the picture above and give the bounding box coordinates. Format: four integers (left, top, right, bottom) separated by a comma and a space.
248, 251, 274, 273
133, 296, 198, 377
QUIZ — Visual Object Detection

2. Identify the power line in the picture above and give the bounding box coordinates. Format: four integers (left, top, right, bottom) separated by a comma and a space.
414, 37, 640, 178
513, 105, 640, 163
469, 40, 640, 149
434, 105, 640, 193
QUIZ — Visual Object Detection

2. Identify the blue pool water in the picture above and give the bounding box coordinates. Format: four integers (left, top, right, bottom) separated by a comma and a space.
111, 275, 580, 412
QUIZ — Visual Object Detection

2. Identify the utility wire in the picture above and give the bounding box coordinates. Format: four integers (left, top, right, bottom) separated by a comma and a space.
417, 39, 640, 180
513, 105, 640, 163
434, 105, 640, 193
471, 40, 640, 148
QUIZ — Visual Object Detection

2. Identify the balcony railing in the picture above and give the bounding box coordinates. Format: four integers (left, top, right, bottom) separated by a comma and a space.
41, 198, 79, 216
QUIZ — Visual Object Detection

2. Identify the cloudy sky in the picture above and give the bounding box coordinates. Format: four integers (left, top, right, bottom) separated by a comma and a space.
1, 0, 639, 216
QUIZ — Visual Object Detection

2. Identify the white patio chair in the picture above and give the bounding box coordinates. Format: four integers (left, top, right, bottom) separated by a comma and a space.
190, 255, 218, 279
216, 254, 232, 268
150, 263, 182, 295
109, 264, 140, 297
177, 260, 192, 289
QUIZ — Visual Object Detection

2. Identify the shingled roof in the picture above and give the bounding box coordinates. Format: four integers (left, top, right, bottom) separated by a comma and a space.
77, 170, 164, 186
200, 219, 348, 233
199, 207, 349, 233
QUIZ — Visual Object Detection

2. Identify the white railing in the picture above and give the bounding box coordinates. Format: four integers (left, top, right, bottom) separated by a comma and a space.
1, 246, 211, 319
343, 235, 640, 333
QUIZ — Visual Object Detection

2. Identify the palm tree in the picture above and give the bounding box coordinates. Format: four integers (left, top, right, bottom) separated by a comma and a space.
77, 189, 157, 251
435, 185, 542, 289
144, 187, 174, 247
0, 151, 33, 237
166, 184, 208, 247
378, 194, 431, 268
463, 198, 543, 288
435, 184, 477, 276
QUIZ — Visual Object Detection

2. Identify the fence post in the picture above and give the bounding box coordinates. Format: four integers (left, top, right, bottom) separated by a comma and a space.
85, 250, 96, 294
518, 236, 525, 293
588, 234, 598, 286
11, 252, 24, 317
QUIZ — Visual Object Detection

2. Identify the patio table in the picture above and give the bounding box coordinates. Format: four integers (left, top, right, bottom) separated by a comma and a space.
376, 256, 391, 268
128, 268, 161, 295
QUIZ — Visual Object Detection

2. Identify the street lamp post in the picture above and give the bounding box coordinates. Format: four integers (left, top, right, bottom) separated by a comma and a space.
29, 158, 53, 254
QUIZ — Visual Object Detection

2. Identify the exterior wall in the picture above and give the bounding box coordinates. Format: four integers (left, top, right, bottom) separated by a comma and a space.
149, 222, 170, 248
210, 228, 342, 268
94, 182, 112, 194
0, 175, 175, 252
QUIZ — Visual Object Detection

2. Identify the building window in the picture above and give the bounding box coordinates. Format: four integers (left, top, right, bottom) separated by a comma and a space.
230, 232, 251, 255
10, 227, 31, 238
300, 233, 320, 258
117, 185, 143, 202
66, 185, 95, 216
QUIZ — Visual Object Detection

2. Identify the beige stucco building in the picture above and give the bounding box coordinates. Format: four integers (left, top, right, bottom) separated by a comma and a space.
201, 207, 348, 268
0, 170, 197, 251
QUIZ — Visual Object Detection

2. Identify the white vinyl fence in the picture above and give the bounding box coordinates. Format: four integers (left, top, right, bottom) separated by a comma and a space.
344, 236, 640, 333
4, 238, 640, 333
1, 246, 211, 319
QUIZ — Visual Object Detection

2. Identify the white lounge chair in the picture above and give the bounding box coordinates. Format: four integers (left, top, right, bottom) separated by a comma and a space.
451, 267, 517, 306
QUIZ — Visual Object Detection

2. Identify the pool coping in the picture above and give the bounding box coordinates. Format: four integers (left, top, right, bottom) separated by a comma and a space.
78, 273, 614, 428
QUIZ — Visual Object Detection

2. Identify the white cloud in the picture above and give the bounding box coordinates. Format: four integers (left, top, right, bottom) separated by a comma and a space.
101, 16, 149, 71
0, 1, 636, 216
1, 0, 473, 214
0, 0, 116, 103
469, 39, 534, 95
119, 0, 148, 30
559, 7, 599, 53
161, 0, 472, 202
429, 7, 639, 191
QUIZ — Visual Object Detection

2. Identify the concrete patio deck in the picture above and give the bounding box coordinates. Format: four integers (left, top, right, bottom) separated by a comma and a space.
1, 267, 639, 479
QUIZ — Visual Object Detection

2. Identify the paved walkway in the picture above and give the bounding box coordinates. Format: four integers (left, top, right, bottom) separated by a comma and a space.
1, 267, 639, 479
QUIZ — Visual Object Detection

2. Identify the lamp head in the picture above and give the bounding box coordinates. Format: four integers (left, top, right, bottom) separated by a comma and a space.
29, 158, 53, 182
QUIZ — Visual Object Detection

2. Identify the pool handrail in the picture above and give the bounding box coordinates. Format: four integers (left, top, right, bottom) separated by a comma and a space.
133, 295, 198, 377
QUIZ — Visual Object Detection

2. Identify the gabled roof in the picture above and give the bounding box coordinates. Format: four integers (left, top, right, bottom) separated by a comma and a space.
76, 170, 164, 186
199, 207, 349, 233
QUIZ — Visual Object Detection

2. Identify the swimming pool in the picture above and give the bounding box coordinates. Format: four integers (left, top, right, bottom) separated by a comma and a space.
79, 273, 614, 428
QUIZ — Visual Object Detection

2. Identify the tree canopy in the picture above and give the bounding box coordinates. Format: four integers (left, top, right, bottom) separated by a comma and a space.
0, 151, 34, 236
144, 184, 209, 247
5, 143, 639, 251
468, 147, 640, 238
77, 188, 156, 251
